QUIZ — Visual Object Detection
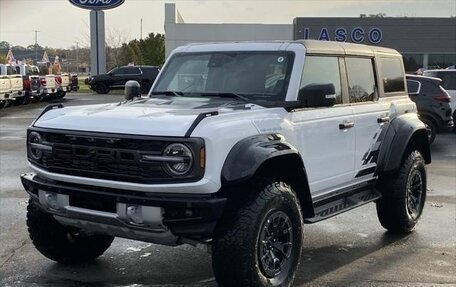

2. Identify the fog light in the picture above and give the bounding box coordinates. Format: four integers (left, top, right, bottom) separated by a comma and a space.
44, 192, 59, 210
127, 205, 143, 225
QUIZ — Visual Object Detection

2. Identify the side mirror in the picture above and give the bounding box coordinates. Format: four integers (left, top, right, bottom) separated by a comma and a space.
298, 83, 337, 108
108, 72, 113, 76
125, 80, 141, 101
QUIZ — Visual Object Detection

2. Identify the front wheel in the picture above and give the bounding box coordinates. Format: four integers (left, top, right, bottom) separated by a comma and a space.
376, 150, 427, 234
212, 181, 303, 287
27, 201, 114, 264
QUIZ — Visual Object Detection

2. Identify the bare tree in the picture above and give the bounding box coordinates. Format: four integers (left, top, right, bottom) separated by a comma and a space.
106, 28, 131, 70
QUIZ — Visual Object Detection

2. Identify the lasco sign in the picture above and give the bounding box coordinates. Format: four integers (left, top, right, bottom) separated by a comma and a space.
69, 0, 125, 10
302, 27, 383, 44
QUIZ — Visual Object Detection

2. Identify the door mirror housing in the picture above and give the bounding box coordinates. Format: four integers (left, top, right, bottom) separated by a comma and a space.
298, 83, 337, 108
125, 80, 141, 101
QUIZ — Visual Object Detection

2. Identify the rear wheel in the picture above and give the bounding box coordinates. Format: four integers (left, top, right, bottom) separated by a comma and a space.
27, 201, 114, 264
212, 181, 303, 287
453, 111, 456, 133
57, 91, 66, 99
376, 150, 427, 234
13, 96, 26, 106
94, 83, 110, 94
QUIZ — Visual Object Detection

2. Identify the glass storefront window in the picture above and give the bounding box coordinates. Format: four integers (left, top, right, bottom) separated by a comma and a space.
402, 54, 423, 73
428, 54, 456, 69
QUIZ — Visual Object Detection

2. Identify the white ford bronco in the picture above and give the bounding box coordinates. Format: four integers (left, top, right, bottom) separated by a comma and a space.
22, 40, 430, 286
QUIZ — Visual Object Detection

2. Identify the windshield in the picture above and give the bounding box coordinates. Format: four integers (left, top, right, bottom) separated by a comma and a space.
6, 66, 16, 75
152, 51, 294, 102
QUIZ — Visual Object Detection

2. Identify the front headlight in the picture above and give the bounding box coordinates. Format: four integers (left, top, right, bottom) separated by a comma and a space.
162, 143, 193, 176
28, 131, 43, 161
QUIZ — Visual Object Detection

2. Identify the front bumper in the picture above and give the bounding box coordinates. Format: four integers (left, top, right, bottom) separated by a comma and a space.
58, 86, 70, 92
40, 88, 57, 95
21, 173, 226, 244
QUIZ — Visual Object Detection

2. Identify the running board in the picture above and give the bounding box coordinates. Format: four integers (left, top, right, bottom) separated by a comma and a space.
306, 188, 381, 223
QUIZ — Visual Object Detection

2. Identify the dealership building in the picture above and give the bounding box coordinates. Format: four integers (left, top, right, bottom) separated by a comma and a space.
164, 3, 456, 72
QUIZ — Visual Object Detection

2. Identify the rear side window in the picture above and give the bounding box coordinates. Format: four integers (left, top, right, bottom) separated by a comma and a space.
421, 80, 442, 95
407, 80, 420, 94
300, 56, 342, 104
381, 58, 405, 93
345, 57, 377, 103
125, 67, 141, 75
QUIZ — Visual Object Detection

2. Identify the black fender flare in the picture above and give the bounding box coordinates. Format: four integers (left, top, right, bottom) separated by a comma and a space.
377, 113, 431, 174
221, 134, 315, 218
221, 134, 299, 184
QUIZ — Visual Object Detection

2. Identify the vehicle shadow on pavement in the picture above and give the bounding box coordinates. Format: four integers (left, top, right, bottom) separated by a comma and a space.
294, 231, 411, 285
37, 243, 215, 286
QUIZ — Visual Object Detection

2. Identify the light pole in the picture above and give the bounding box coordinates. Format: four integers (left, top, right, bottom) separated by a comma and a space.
75, 42, 79, 73
33, 30, 40, 63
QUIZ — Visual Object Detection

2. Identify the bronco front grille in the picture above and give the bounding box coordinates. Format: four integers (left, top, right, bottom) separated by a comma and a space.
28, 128, 204, 184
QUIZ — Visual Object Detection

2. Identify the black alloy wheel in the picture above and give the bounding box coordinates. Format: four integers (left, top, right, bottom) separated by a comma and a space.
258, 210, 294, 278
406, 168, 424, 220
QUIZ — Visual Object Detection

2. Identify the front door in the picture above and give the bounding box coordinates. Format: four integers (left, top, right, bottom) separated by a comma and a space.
286, 55, 355, 198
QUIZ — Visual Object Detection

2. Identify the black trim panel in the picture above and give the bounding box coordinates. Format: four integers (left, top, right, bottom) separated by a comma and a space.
221, 134, 299, 184
376, 113, 431, 173
185, 111, 218, 137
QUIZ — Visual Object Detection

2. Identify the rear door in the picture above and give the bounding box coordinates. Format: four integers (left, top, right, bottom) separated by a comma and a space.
348, 56, 402, 181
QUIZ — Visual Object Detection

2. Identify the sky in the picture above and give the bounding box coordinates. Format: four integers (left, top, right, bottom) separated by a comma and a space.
1, 0, 455, 49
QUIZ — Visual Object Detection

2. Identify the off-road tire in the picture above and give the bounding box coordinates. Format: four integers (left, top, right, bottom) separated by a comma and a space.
13, 96, 26, 106
212, 181, 303, 287
140, 82, 151, 94
26, 201, 114, 264
94, 83, 110, 94
421, 118, 436, 145
376, 150, 427, 234
453, 111, 456, 133
57, 91, 66, 99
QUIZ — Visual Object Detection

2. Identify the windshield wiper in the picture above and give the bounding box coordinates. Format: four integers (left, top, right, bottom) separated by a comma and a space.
151, 91, 184, 96
200, 92, 250, 102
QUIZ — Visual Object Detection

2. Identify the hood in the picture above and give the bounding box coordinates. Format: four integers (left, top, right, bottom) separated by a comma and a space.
34, 97, 261, 136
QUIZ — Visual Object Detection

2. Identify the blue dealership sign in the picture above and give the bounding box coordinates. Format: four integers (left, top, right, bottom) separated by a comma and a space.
301, 26, 383, 44
69, 0, 125, 10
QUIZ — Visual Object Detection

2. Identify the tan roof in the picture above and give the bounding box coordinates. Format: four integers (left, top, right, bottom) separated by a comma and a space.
296, 40, 400, 56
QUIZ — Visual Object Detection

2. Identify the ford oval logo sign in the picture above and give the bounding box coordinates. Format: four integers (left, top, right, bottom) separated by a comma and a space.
69, 0, 125, 10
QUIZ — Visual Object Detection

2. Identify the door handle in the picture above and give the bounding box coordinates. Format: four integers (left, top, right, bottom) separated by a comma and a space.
377, 117, 390, 123
339, 122, 354, 129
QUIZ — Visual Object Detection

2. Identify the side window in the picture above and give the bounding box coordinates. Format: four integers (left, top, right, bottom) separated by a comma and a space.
421, 81, 441, 95
345, 57, 377, 103
406, 80, 421, 94
125, 67, 141, 75
381, 57, 405, 93
300, 56, 342, 104
113, 68, 126, 75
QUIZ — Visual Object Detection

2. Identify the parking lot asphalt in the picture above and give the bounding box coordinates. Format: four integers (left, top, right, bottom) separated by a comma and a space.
0, 93, 455, 287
